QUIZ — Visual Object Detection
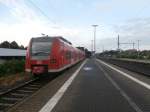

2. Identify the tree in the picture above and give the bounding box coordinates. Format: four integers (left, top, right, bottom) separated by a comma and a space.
10, 41, 19, 49
0, 41, 11, 48
0, 41, 26, 49
20, 45, 25, 49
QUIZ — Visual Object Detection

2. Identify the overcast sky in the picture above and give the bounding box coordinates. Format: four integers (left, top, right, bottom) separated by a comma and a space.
0, 0, 150, 52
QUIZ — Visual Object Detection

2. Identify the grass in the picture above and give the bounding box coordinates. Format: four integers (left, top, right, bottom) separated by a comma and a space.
0, 59, 33, 90
0, 59, 25, 77
0, 72, 32, 87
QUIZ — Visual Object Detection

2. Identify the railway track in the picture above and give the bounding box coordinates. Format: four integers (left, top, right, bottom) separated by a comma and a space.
0, 75, 57, 112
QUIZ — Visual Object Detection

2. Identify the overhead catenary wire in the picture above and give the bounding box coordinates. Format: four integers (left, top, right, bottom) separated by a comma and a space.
27, 0, 56, 25
114, 0, 150, 51
134, 0, 150, 18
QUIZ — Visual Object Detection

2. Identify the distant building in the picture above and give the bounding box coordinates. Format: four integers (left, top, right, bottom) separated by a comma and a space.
125, 49, 137, 52
76, 47, 85, 51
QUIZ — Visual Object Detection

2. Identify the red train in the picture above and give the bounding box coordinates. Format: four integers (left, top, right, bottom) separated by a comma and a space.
25, 36, 85, 75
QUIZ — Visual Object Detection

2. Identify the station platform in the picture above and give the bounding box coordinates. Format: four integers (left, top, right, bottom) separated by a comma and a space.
49, 59, 136, 112
8, 59, 150, 112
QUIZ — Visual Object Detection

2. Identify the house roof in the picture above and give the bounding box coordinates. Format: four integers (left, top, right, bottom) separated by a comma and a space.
0, 48, 26, 56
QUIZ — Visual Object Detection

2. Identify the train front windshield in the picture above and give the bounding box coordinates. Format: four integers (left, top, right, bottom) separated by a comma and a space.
31, 38, 53, 60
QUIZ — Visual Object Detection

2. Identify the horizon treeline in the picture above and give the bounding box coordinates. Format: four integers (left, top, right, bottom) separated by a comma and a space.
0, 41, 26, 49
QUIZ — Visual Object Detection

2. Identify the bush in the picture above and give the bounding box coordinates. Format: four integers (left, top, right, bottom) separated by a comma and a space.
0, 60, 25, 77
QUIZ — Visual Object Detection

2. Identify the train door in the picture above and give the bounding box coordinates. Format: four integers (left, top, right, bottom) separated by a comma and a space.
71, 49, 74, 64
65, 49, 71, 65
61, 43, 65, 67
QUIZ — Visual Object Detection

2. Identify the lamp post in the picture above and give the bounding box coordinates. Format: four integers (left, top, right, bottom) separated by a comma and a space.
92, 25, 98, 54
91, 40, 93, 52
137, 40, 140, 59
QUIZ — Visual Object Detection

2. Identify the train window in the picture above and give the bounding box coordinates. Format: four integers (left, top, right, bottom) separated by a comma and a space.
31, 41, 52, 60
66, 51, 71, 59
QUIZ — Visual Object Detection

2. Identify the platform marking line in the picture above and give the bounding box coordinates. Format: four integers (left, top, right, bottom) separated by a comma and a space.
95, 61, 143, 112
97, 59, 150, 90
39, 60, 87, 112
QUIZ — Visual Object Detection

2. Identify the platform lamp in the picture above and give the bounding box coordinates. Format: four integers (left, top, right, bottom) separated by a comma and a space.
92, 25, 98, 55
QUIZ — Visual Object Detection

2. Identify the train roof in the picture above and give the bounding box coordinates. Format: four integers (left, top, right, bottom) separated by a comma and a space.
32, 36, 54, 42
58, 37, 72, 45
32, 36, 72, 45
